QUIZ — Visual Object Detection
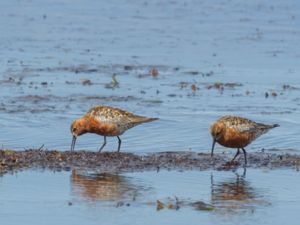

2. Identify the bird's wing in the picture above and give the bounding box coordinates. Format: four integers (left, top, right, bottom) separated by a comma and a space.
228, 119, 273, 134
223, 116, 259, 133
221, 116, 277, 140
86, 106, 135, 124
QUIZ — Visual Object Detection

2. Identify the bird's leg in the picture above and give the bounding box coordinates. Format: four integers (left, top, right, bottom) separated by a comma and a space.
99, 136, 107, 152
241, 148, 247, 165
231, 148, 240, 161
117, 136, 122, 152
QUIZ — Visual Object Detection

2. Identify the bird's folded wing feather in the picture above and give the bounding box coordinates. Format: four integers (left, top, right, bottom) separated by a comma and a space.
87, 106, 135, 124
224, 117, 259, 133
229, 121, 272, 133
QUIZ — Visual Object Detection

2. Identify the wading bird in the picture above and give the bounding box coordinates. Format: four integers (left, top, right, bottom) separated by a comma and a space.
210, 115, 279, 164
70, 105, 158, 152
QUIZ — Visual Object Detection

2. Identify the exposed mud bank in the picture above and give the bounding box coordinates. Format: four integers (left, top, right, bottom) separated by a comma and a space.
0, 149, 299, 175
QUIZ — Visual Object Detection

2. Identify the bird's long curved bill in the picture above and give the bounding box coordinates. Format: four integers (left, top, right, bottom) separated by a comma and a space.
211, 139, 216, 157
71, 136, 77, 151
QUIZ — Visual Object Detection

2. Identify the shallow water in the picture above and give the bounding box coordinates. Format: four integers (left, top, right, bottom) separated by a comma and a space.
0, 0, 300, 224
0, 0, 300, 153
1, 169, 300, 225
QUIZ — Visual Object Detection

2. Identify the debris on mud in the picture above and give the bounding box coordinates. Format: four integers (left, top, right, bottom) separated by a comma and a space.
81, 79, 93, 86
265, 92, 269, 98
156, 197, 214, 211
191, 83, 199, 92
156, 196, 180, 211
150, 68, 159, 78
184, 71, 214, 77
0, 150, 299, 175
282, 84, 299, 91
105, 74, 119, 89
190, 201, 215, 211
156, 200, 165, 210
271, 91, 278, 97
205, 82, 242, 90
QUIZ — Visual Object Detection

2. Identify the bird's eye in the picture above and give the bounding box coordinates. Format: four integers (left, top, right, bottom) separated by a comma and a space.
216, 130, 222, 137
72, 128, 77, 132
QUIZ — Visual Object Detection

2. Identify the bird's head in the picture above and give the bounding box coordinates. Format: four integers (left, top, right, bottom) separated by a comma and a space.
70, 118, 88, 152
210, 122, 225, 142
70, 118, 87, 137
210, 121, 225, 157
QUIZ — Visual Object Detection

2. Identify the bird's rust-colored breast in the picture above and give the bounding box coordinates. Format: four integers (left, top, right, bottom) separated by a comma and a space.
85, 116, 121, 136
217, 127, 255, 148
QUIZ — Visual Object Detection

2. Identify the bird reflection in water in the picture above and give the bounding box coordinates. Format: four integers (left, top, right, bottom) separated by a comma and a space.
211, 169, 269, 215
71, 170, 142, 202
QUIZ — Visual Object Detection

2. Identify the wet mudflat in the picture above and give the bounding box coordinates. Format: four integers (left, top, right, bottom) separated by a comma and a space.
1, 150, 300, 175
1, 0, 300, 224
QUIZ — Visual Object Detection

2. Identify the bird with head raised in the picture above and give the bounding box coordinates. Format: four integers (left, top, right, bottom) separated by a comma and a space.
210, 115, 279, 165
70, 105, 158, 152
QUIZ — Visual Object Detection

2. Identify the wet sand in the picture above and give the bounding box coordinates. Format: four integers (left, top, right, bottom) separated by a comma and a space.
1, 149, 300, 175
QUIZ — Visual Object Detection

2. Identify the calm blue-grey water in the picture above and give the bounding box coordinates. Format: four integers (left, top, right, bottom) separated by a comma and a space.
1, 169, 300, 225
0, 0, 300, 224
0, 0, 299, 152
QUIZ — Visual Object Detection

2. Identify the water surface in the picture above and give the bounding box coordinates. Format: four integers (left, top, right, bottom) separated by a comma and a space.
0, 169, 300, 225
0, 0, 299, 153
0, 0, 300, 224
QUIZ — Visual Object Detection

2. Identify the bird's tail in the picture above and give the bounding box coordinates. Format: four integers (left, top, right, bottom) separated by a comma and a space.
257, 123, 279, 130
133, 116, 159, 124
